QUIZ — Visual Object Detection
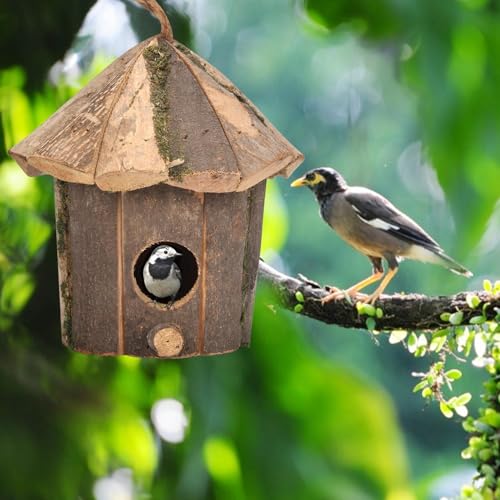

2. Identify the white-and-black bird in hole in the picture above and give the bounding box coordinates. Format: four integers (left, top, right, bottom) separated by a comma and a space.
143, 245, 182, 305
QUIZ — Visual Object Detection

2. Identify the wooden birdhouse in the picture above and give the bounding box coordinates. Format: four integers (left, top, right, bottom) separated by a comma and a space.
9, 0, 303, 358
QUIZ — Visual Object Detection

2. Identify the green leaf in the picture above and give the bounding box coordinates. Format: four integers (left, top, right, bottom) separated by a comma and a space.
407, 332, 418, 353
429, 335, 447, 352
445, 369, 462, 380
449, 310, 464, 325
294, 304, 304, 313
455, 326, 469, 352
414, 346, 427, 357
203, 436, 241, 482
433, 361, 444, 371
365, 317, 376, 331
455, 405, 468, 418
494, 280, 500, 294
433, 328, 449, 338
422, 387, 433, 398
0, 270, 35, 314
412, 380, 428, 392
480, 464, 495, 478
469, 315, 485, 325
440, 401, 454, 418
417, 333, 428, 347
481, 409, 500, 428
261, 180, 289, 254
440, 312, 451, 322
388, 329, 407, 344
474, 332, 487, 357
483, 279, 492, 292
359, 304, 376, 317
478, 448, 493, 461
294, 291, 304, 303
464, 328, 475, 356
455, 392, 472, 406
462, 417, 475, 433
487, 321, 497, 333
375, 307, 384, 319
466, 293, 481, 309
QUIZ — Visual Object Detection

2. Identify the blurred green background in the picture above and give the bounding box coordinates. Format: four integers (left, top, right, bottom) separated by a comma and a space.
0, 0, 499, 498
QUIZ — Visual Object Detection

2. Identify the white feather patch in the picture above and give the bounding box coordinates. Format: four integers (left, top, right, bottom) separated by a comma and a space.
352, 209, 400, 231
405, 245, 441, 264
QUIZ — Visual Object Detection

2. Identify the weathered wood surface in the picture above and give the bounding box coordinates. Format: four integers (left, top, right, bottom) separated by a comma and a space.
55, 182, 265, 358
9, 35, 303, 193
241, 182, 266, 346
10, 41, 148, 185
121, 183, 203, 357
55, 181, 120, 354
202, 190, 248, 353
176, 44, 303, 190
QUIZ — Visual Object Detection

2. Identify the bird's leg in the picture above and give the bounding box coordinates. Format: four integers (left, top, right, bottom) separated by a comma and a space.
321, 272, 383, 304
321, 257, 384, 304
362, 259, 399, 304
166, 296, 176, 310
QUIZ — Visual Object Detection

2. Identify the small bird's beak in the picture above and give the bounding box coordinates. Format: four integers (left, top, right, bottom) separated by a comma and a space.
175, 251, 182, 257
291, 176, 309, 187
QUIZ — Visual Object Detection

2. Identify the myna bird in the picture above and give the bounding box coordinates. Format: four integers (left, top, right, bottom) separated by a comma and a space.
291, 168, 472, 304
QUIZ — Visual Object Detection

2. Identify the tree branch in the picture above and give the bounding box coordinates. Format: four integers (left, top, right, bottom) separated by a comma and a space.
258, 260, 499, 331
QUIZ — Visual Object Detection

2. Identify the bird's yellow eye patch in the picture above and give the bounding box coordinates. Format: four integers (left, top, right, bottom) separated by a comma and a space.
309, 173, 326, 185
291, 172, 326, 187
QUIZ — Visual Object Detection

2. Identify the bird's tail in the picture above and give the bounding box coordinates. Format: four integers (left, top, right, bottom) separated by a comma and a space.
434, 251, 473, 278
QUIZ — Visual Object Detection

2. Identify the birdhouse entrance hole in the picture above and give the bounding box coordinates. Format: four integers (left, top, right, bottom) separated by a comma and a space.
134, 242, 198, 307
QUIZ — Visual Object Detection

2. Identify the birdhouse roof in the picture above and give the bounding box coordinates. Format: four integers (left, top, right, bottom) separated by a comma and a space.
9, 37, 303, 193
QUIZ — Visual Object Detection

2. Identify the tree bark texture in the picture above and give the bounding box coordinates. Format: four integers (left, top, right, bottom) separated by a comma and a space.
258, 261, 499, 331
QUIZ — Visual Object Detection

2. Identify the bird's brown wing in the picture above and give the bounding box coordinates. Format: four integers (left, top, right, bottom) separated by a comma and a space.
345, 187, 442, 252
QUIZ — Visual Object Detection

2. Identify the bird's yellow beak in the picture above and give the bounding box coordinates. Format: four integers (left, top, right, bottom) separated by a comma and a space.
290, 176, 309, 187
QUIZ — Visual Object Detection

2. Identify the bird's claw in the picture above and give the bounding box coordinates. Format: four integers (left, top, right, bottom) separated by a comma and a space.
358, 292, 381, 305
321, 288, 368, 305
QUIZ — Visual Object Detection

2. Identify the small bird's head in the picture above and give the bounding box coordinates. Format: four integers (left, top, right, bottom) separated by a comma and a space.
291, 167, 347, 199
150, 245, 182, 263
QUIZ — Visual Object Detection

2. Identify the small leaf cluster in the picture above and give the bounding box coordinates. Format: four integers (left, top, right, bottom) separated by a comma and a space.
412, 360, 471, 418
460, 359, 500, 499
294, 291, 305, 313
356, 302, 383, 331
399, 284, 500, 419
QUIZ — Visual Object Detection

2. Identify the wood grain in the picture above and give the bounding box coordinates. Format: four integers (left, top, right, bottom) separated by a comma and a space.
173, 42, 304, 188
201, 191, 248, 353
10, 41, 148, 184
121, 183, 203, 357
240, 182, 266, 346
58, 183, 120, 354
10, 35, 303, 193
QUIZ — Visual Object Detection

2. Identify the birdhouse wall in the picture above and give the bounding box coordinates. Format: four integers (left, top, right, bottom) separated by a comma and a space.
54, 180, 265, 358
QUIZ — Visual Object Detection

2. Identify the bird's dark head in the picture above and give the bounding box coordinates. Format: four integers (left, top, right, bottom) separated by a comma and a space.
150, 245, 182, 263
291, 168, 347, 200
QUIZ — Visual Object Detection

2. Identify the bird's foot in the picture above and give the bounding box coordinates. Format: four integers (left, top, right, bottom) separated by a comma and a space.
321, 287, 367, 305
358, 291, 382, 305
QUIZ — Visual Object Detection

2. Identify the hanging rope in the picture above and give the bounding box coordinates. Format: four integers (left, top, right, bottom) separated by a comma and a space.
135, 0, 174, 42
